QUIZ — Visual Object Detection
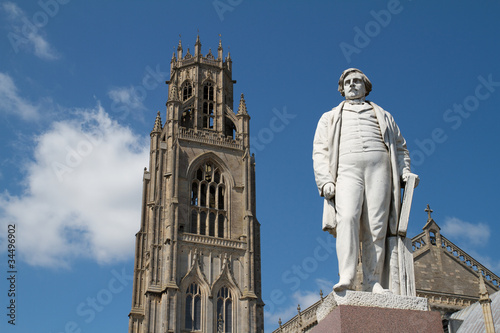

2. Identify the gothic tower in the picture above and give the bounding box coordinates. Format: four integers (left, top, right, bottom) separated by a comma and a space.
128, 36, 264, 333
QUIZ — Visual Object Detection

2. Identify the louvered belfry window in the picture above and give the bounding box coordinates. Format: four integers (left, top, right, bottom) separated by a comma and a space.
190, 162, 226, 238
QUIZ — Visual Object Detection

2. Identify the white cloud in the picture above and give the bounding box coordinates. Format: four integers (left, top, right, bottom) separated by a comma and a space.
0, 105, 149, 268
467, 251, 500, 275
0, 72, 40, 120
315, 278, 334, 292
441, 217, 500, 276
265, 278, 332, 328
107, 86, 149, 124
108, 86, 147, 111
2, 2, 59, 60
441, 217, 490, 247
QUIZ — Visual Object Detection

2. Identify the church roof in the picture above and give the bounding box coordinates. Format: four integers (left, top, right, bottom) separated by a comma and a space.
412, 213, 499, 304
450, 291, 499, 332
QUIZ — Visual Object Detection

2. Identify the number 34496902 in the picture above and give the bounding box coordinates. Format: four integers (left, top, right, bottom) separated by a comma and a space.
7, 224, 15, 261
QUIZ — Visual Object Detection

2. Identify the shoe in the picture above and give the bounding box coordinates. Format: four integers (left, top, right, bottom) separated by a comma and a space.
371, 282, 391, 294
333, 280, 352, 292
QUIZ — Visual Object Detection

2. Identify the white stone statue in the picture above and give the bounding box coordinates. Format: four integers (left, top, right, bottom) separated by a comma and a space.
312, 68, 418, 294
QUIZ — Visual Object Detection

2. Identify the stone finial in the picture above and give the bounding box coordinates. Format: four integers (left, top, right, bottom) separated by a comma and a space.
479, 271, 490, 302
297, 304, 303, 327
152, 111, 162, 133
425, 204, 433, 220
218, 36, 223, 60
195, 35, 201, 56
206, 48, 214, 60
320, 289, 324, 301
278, 318, 282, 327
177, 38, 183, 59
238, 93, 247, 114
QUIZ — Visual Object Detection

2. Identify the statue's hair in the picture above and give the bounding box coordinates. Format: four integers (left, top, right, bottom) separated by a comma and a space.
338, 68, 372, 97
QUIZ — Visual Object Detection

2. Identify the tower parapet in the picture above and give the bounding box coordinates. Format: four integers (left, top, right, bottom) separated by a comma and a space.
165, 36, 244, 154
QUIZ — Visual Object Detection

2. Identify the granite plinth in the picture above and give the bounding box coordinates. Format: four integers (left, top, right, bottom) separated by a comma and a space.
311, 305, 444, 333
316, 290, 428, 322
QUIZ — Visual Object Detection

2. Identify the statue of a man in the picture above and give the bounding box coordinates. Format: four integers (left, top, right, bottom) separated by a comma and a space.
313, 68, 417, 293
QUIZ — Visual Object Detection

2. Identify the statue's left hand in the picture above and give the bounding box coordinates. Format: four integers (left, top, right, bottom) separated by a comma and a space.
402, 173, 420, 188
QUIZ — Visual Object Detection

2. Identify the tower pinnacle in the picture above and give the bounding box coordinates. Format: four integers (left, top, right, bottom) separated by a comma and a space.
195, 35, 201, 56
218, 37, 223, 59
238, 93, 248, 114
478, 271, 495, 333
177, 38, 183, 59
152, 111, 162, 133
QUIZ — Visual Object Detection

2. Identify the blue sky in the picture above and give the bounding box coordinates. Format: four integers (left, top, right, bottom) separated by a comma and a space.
0, 1, 499, 332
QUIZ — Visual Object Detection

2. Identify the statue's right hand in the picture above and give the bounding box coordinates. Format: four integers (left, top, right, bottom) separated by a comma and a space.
323, 183, 335, 200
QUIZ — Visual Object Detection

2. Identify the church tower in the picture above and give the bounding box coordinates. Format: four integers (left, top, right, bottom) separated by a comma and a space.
128, 37, 264, 333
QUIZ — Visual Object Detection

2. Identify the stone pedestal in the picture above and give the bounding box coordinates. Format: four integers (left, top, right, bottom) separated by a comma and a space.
312, 291, 443, 333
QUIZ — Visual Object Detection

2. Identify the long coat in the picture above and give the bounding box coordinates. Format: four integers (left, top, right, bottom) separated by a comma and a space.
312, 101, 411, 237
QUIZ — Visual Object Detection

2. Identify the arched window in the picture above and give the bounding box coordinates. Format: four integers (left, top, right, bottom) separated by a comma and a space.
190, 161, 227, 238
182, 82, 193, 101
216, 287, 232, 333
200, 211, 206, 236
209, 212, 216, 237
200, 183, 207, 207
203, 82, 214, 101
202, 82, 215, 129
185, 283, 202, 331
191, 182, 198, 206
430, 231, 436, 245
202, 103, 214, 129
208, 103, 214, 129
218, 186, 225, 210
191, 211, 198, 234
209, 185, 216, 209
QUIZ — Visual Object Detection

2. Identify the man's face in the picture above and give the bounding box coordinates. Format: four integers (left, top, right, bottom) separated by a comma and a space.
343, 72, 366, 100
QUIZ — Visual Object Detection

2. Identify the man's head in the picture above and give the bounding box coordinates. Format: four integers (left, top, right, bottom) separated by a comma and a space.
338, 68, 372, 99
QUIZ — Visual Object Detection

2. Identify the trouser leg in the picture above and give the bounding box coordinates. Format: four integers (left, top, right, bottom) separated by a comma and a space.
360, 151, 391, 289
335, 154, 364, 286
